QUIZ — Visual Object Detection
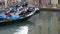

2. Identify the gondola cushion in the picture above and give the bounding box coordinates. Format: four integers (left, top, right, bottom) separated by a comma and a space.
11, 14, 20, 20
0, 14, 6, 19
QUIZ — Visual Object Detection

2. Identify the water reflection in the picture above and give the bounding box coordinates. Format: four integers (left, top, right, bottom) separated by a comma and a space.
0, 10, 39, 34
0, 10, 60, 34
13, 26, 29, 34
0, 20, 34, 34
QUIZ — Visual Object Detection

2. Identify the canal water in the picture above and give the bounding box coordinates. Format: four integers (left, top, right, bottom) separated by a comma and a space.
0, 10, 60, 34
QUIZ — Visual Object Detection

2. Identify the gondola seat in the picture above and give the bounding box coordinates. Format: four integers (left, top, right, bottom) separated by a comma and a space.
10, 14, 20, 20
0, 14, 6, 19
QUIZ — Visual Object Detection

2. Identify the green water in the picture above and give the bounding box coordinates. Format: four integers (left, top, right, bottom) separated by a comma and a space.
0, 10, 60, 34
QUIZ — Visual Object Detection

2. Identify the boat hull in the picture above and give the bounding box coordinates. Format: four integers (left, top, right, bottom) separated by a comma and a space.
0, 10, 36, 23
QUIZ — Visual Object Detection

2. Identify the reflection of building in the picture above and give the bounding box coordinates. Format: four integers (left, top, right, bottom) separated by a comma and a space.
38, 12, 60, 34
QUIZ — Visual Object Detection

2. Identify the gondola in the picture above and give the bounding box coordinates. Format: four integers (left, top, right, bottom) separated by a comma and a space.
0, 5, 39, 22
0, 0, 39, 22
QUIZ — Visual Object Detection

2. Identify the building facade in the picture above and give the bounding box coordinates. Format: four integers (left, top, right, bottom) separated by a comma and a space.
39, 0, 60, 8
41, 0, 47, 7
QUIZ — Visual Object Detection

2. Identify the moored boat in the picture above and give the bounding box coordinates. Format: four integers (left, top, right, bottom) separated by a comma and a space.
0, 0, 39, 22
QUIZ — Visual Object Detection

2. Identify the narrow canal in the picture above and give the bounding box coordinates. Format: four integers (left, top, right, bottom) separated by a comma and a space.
0, 10, 60, 34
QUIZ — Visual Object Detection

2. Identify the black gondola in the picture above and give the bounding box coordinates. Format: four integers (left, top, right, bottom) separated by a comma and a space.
0, 6, 39, 22
0, 0, 39, 22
